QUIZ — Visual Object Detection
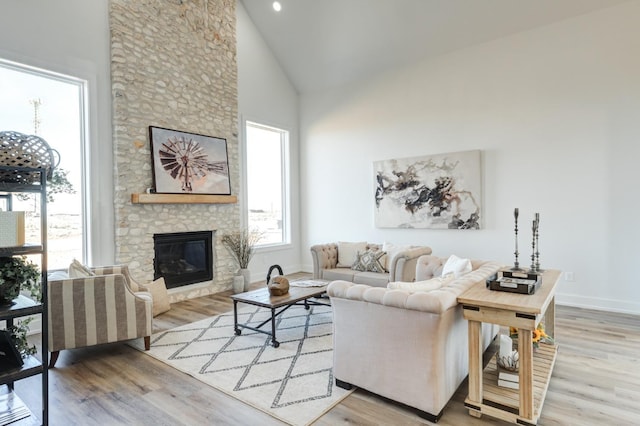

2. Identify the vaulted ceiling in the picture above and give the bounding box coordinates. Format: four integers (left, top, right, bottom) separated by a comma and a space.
240, 0, 629, 93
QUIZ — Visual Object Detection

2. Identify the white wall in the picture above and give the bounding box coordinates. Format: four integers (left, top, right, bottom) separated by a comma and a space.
236, 3, 301, 281
0, 0, 114, 265
300, 2, 640, 314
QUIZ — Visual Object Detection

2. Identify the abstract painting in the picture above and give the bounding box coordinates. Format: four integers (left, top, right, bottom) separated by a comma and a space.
149, 126, 231, 195
374, 150, 482, 229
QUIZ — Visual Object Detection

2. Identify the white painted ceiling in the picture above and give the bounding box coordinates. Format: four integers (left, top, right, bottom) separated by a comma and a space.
240, 0, 629, 93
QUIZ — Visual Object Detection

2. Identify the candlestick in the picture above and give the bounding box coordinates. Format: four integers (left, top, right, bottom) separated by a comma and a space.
511, 208, 523, 271
535, 213, 543, 272
530, 218, 537, 273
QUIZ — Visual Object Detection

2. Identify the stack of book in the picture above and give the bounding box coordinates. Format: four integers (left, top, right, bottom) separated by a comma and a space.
497, 367, 519, 390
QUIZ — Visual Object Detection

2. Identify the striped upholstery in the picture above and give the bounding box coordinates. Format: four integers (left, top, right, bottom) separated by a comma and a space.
48, 265, 152, 358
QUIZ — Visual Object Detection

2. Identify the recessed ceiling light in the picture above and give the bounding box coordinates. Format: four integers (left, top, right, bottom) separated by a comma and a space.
273, 1, 282, 12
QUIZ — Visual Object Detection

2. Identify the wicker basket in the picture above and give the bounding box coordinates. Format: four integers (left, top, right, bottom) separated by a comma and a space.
0, 130, 60, 184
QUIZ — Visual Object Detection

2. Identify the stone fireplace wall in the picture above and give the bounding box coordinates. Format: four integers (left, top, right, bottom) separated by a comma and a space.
109, 0, 238, 301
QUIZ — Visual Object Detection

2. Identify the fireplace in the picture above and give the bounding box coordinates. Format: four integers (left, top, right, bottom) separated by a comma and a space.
153, 231, 214, 289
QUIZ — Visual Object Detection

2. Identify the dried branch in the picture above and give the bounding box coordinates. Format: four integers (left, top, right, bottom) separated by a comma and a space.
221, 229, 263, 269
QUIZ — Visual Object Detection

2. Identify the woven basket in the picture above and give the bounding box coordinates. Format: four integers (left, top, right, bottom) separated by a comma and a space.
0, 130, 60, 184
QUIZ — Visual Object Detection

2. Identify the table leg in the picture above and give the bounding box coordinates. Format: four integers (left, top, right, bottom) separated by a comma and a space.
468, 320, 483, 417
271, 307, 279, 347
233, 300, 241, 335
546, 295, 556, 339
519, 328, 534, 420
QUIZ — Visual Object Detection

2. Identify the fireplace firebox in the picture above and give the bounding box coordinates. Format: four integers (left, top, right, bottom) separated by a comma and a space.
153, 231, 213, 289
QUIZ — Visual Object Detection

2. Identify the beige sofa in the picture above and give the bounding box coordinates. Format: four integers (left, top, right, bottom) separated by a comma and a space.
310, 242, 432, 287
327, 255, 502, 422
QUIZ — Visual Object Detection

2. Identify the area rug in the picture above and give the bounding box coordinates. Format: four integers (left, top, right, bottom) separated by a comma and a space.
130, 304, 352, 425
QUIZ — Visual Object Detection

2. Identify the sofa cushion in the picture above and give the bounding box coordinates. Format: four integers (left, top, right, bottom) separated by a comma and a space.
351, 249, 386, 273
337, 241, 367, 267
442, 254, 472, 278
323, 268, 359, 282
48, 270, 70, 281
353, 271, 389, 287
387, 274, 455, 293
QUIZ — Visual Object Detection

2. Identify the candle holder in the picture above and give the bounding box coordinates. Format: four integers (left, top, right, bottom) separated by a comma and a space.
511, 208, 524, 271
534, 213, 543, 272
530, 218, 536, 273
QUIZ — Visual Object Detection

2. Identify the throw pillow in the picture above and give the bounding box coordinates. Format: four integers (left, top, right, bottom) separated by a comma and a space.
68, 259, 95, 278
140, 277, 171, 317
337, 241, 367, 267
387, 274, 455, 293
351, 249, 386, 273
441, 254, 472, 278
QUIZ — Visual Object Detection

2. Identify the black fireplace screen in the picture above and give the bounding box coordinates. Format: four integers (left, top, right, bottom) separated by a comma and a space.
153, 231, 213, 289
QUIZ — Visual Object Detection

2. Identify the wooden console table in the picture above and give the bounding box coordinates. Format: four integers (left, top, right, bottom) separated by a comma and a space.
457, 269, 560, 426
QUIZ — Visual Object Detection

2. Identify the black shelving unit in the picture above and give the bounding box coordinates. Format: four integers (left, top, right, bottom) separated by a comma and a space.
0, 166, 48, 426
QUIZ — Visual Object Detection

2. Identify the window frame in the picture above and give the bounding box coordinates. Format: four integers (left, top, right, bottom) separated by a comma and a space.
0, 57, 91, 265
242, 118, 291, 249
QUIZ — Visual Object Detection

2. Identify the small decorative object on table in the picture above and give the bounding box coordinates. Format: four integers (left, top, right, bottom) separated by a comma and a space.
511, 207, 524, 271
266, 264, 289, 296
533, 212, 543, 272
510, 323, 554, 349
497, 334, 520, 389
487, 267, 542, 294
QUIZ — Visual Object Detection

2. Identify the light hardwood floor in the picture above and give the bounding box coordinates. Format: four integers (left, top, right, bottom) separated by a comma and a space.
16, 277, 640, 425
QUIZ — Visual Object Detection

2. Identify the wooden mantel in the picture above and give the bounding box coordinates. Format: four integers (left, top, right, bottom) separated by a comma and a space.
131, 193, 237, 204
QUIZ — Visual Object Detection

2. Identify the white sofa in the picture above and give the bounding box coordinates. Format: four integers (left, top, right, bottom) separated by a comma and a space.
327, 255, 502, 422
310, 242, 432, 287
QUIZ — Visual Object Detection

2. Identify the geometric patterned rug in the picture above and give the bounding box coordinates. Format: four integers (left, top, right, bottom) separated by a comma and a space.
130, 304, 353, 425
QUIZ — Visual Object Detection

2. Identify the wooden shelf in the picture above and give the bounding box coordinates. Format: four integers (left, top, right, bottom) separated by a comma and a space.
0, 244, 43, 257
0, 295, 42, 321
474, 343, 558, 423
0, 356, 43, 384
131, 193, 237, 204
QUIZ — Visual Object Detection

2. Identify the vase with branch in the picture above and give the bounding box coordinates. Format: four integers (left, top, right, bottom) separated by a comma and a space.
221, 229, 262, 292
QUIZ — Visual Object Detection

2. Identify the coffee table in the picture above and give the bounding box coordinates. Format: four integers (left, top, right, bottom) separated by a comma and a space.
230, 285, 329, 347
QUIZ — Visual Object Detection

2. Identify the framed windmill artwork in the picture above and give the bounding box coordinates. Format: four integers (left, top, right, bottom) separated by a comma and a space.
149, 126, 231, 195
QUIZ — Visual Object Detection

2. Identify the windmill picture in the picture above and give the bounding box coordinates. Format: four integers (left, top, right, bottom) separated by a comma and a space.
149, 127, 231, 195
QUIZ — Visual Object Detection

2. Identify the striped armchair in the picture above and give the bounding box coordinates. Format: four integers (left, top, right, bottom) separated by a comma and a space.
47, 265, 153, 368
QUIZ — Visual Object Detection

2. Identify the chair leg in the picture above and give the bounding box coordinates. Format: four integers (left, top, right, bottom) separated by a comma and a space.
144, 336, 150, 350
49, 351, 60, 368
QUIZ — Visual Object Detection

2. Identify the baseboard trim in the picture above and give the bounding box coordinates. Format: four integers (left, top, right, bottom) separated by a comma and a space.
556, 293, 640, 316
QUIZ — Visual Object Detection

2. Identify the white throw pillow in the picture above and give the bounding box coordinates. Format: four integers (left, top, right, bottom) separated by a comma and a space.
337, 241, 367, 267
382, 242, 411, 270
387, 274, 454, 293
441, 254, 472, 278
68, 259, 95, 278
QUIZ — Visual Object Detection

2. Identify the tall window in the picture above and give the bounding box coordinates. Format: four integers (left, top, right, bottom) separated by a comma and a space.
245, 121, 290, 246
0, 59, 87, 269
